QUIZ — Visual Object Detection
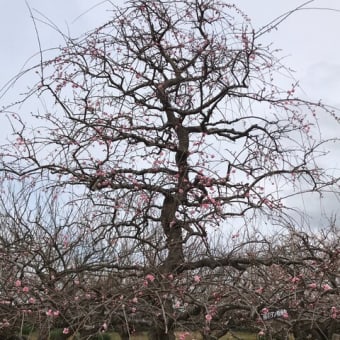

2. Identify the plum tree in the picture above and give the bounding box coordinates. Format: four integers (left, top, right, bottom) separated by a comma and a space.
0, 0, 339, 339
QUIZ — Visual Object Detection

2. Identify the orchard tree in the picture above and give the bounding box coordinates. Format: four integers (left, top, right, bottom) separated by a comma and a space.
0, 197, 338, 340
0, 0, 339, 339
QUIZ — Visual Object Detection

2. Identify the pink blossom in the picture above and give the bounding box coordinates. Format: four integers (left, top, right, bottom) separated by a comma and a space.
322, 284, 332, 291
63, 328, 70, 335
193, 275, 201, 283
22, 286, 29, 293
309, 283, 317, 289
200, 202, 210, 209
28, 297, 35, 304
46, 309, 53, 316
261, 308, 269, 314
101, 322, 108, 331
331, 307, 337, 319
132, 297, 138, 303
14, 280, 21, 287
145, 274, 155, 282
258, 330, 265, 336
291, 276, 300, 284
255, 287, 263, 294
205, 313, 212, 322
282, 312, 289, 319
45, 309, 59, 317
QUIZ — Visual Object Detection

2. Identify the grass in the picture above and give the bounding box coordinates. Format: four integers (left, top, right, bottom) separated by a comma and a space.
220, 331, 257, 340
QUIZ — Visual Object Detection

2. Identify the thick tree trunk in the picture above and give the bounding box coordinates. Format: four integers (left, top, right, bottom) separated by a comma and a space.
157, 87, 190, 340
161, 194, 184, 273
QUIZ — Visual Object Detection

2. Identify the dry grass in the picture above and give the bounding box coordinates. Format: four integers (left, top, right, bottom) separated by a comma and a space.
220, 331, 257, 340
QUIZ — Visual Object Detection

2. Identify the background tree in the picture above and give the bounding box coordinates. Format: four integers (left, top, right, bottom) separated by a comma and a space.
0, 0, 339, 339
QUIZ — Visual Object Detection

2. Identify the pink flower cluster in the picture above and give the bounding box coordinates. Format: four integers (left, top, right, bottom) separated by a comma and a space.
145, 274, 155, 282
193, 275, 201, 283
322, 284, 332, 291
291, 276, 300, 284
46, 309, 60, 317
143, 273, 155, 286
331, 307, 337, 319
205, 313, 213, 322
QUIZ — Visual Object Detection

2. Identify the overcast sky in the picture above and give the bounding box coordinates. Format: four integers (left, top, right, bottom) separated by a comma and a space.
0, 0, 339, 226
